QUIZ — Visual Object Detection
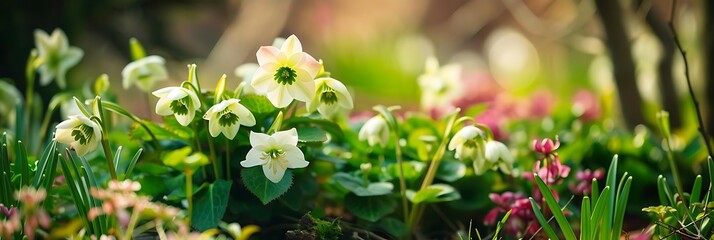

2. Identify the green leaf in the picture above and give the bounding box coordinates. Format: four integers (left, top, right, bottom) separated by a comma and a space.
241, 94, 278, 117
241, 167, 293, 204
345, 193, 396, 222
332, 172, 393, 196
406, 184, 460, 203
297, 127, 328, 143
529, 197, 559, 240
378, 217, 407, 237
192, 179, 232, 231
129, 38, 147, 61
533, 174, 577, 240
283, 116, 345, 140
94, 74, 110, 96
436, 160, 466, 182
611, 176, 632, 240
580, 196, 591, 240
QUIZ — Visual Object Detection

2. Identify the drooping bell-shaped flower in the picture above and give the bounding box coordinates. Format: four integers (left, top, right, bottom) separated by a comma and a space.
306, 77, 353, 117
34, 28, 84, 89
240, 128, 309, 183
251, 35, 320, 108
358, 115, 390, 148
484, 140, 514, 174
55, 115, 102, 156
448, 126, 485, 161
121, 55, 168, 92
203, 99, 256, 140
153, 87, 201, 126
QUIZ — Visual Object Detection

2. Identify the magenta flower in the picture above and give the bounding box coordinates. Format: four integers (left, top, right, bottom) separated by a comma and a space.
485, 191, 541, 237
569, 168, 605, 195
524, 160, 571, 185
532, 138, 560, 156
572, 89, 601, 121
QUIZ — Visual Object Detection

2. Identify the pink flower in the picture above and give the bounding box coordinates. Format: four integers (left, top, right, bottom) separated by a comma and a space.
572, 89, 601, 121
569, 168, 605, 195
524, 160, 571, 185
532, 138, 560, 156
485, 192, 538, 237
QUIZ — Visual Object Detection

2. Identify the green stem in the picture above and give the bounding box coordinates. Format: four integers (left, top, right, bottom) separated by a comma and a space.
393, 129, 410, 225
185, 170, 194, 227
122, 207, 142, 240
101, 138, 117, 180
226, 141, 231, 179
206, 121, 220, 179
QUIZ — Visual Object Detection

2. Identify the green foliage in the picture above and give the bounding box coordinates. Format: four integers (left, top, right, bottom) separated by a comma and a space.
332, 172, 393, 196
344, 193, 396, 222
241, 167, 293, 204
192, 179, 232, 231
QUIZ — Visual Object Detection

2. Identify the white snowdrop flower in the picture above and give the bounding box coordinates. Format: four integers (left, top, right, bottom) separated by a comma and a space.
307, 77, 354, 117
55, 115, 102, 156
358, 115, 390, 148
203, 99, 256, 140
153, 87, 201, 126
121, 55, 168, 92
240, 128, 308, 183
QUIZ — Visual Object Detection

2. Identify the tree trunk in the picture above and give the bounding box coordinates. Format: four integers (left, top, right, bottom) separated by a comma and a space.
706, 0, 714, 135
594, 0, 646, 129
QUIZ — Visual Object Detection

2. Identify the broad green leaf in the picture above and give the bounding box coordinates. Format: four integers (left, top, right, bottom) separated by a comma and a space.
333, 172, 393, 196
162, 147, 209, 171
241, 94, 278, 117
241, 167, 293, 204
406, 184, 460, 203
297, 127, 328, 143
345, 193, 396, 222
192, 179, 232, 231
436, 160, 466, 182
283, 116, 345, 140
378, 217, 407, 237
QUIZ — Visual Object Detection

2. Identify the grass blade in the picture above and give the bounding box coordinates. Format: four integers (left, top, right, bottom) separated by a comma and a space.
533, 174, 577, 240
590, 186, 611, 239
492, 210, 511, 240
123, 149, 142, 180
114, 146, 122, 175
657, 175, 674, 206
529, 197, 559, 240
32, 140, 57, 188
691, 175, 702, 205
581, 196, 591, 240
14, 140, 29, 187
611, 176, 632, 240
59, 152, 93, 234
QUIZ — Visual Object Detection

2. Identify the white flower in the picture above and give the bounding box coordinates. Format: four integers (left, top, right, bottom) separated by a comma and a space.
240, 128, 308, 183
234, 63, 259, 95
448, 126, 485, 161
306, 77, 354, 117
484, 140, 513, 174
121, 55, 168, 92
417, 56, 463, 110
153, 87, 201, 126
358, 116, 390, 148
55, 115, 102, 156
34, 28, 84, 89
203, 99, 256, 140
251, 35, 321, 108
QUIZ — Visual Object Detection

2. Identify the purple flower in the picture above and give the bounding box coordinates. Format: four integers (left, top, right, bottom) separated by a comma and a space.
569, 168, 605, 195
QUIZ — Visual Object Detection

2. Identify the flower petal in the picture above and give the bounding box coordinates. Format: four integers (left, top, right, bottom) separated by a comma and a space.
297, 53, 321, 78
257, 46, 280, 66
272, 128, 298, 147
267, 85, 292, 108
249, 131, 271, 148
223, 121, 240, 140
283, 145, 308, 169
250, 68, 275, 94
286, 69, 315, 102
263, 164, 286, 183
280, 35, 303, 56
208, 117, 221, 138
240, 148, 265, 167
155, 97, 173, 116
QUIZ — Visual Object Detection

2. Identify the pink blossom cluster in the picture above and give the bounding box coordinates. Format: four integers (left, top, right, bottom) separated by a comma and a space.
484, 192, 539, 237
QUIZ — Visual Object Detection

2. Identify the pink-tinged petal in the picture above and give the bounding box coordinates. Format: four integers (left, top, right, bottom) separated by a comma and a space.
262, 164, 285, 183
280, 35, 303, 55
483, 209, 502, 225
257, 46, 280, 66
251, 68, 275, 93
273, 128, 299, 147
287, 69, 316, 102
283, 145, 308, 169
297, 53, 320, 78
267, 86, 293, 108
240, 148, 265, 167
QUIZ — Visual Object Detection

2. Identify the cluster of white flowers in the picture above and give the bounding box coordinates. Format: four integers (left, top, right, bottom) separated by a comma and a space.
448, 126, 513, 175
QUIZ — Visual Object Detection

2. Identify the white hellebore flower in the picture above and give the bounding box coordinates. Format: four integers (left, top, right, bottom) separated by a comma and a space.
55, 115, 102, 156
251, 35, 321, 108
417, 56, 463, 110
484, 140, 514, 174
358, 115, 390, 148
240, 128, 309, 183
448, 126, 485, 161
307, 78, 354, 117
153, 87, 201, 126
121, 55, 168, 92
203, 99, 256, 140
34, 28, 84, 89
234, 63, 259, 95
